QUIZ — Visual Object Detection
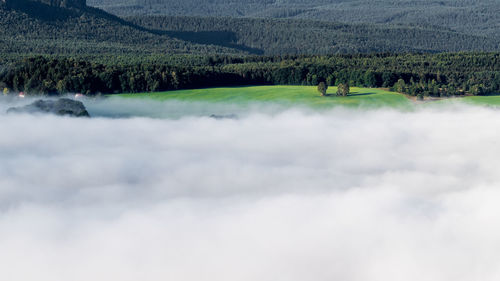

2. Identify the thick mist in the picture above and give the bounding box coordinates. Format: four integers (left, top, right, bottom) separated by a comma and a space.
1, 99, 500, 281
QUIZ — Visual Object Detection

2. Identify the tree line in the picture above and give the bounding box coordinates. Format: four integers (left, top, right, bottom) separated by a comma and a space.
1, 53, 499, 97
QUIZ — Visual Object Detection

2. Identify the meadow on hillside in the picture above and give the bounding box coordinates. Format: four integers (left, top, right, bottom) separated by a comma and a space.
115, 85, 500, 110
115, 86, 412, 109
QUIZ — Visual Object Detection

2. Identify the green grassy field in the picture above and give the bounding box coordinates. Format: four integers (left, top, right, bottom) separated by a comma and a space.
115, 86, 412, 109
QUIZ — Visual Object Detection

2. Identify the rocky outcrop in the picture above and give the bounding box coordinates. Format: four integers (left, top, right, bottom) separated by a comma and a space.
209, 114, 238, 120
7, 98, 90, 117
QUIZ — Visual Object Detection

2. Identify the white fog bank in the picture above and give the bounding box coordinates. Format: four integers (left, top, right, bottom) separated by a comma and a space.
1, 103, 500, 281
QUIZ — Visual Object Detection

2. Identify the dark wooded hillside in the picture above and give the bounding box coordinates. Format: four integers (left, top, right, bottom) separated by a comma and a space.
2, 0, 498, 58
129, 16, 500, 55
88, 0, 500, 38
0, 1, 243, 60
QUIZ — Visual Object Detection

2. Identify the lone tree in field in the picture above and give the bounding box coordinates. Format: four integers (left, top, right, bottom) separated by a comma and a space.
337, 83, 350, 97
317, 81, 328, 96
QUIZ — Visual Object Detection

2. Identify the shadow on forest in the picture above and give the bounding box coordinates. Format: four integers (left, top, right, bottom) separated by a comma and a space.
5, 1, 76, 21
5, 1, 264, 55
155, 30, 265, 55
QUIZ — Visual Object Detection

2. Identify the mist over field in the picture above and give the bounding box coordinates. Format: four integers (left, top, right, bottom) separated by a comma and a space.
1, 99, 500, 281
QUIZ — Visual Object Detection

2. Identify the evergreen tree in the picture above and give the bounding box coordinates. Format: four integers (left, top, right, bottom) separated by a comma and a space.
317, 81, 327, 96
337, 83, 350, 97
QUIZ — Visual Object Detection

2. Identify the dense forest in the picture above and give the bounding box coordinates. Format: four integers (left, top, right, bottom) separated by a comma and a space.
0, 1, 240, 61
88, 0, 500, 38
1, 1, 499, 61
129, 16, 500, 55
2, 54, 499, 98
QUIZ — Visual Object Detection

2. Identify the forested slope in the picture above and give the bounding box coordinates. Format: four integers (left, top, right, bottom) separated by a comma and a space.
0, 2, 243, 61
2, 0, 499, 61
3, 1, 497, 59
129, 16, 500, 55
88, 0, 500, 37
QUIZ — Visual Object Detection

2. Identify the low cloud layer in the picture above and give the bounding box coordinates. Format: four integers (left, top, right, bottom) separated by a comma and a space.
1, 101, 500, 281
